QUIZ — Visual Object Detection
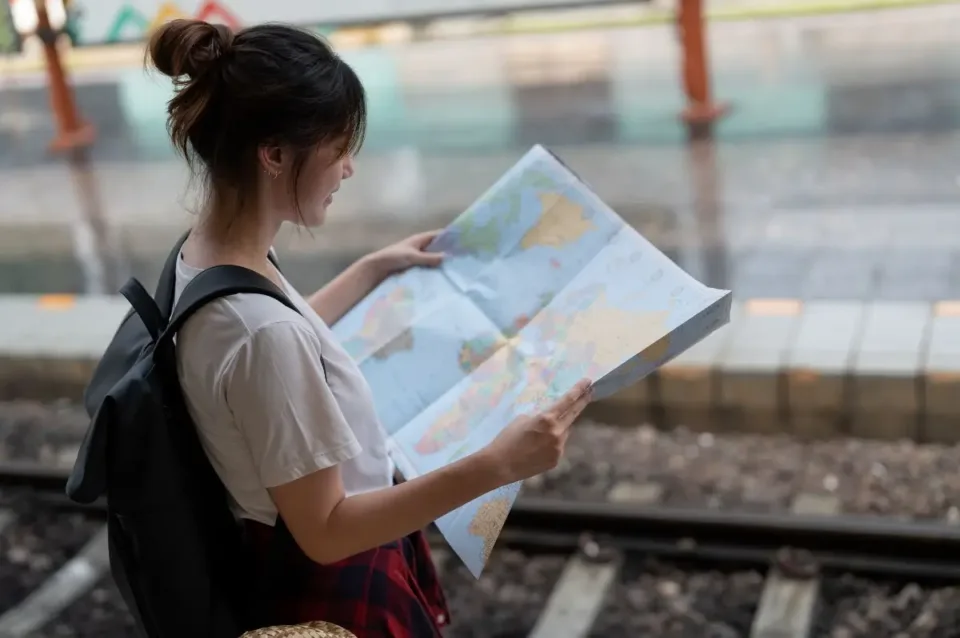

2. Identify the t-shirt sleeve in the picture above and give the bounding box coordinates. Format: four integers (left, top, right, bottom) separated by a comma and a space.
222, 320, 362, 488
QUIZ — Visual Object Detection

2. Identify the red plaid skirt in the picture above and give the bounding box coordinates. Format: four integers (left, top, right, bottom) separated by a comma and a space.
243, 519, 450, 637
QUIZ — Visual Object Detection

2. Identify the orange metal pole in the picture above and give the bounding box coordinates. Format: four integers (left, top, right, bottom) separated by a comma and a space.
34, 0, 95, 152
677, 0, 729, 129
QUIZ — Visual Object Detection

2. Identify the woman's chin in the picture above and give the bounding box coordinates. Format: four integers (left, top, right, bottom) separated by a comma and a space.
301, 216, 326, 229
297, 206, 330, 228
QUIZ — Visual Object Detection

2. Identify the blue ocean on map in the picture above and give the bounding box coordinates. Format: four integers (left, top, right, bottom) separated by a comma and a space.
429, 153, 625, 335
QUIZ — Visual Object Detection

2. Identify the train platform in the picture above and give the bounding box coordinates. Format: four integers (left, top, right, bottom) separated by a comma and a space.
2, 9, 960, 441
3, 294, 959, 444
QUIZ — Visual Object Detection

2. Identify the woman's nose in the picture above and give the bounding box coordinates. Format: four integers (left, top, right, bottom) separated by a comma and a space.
342, 155, 355, 179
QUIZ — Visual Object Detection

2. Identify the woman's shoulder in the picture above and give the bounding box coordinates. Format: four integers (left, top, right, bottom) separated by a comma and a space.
177, 292, 318, 367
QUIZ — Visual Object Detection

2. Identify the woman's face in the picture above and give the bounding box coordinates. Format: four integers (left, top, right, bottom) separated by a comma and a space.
289, 145, 355, 227
265, 142, 356, 228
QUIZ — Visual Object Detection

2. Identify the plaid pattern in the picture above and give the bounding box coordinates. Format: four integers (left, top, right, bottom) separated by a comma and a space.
244, 519, 450, 638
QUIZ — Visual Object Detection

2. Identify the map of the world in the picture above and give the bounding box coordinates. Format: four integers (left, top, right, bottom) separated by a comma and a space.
332, 145, 732, 577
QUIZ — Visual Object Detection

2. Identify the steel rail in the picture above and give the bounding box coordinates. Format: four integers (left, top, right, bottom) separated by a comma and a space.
493, 498, 960, 583
4, 462, 960, 582
0, 460, 75, 492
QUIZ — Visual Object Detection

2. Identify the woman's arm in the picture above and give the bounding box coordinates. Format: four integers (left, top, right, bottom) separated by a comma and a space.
269, 446, 504, 564
305, 254, 383, 325
305, 230, 443, 325
269, 382, 592, 565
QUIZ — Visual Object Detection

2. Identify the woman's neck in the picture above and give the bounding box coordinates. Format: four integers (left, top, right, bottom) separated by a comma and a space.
181, 204, 283, 281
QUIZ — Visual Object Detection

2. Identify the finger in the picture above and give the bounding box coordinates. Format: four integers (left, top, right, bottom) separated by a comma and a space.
546, 379, 592, 418
411, 229, 442, 249
559, 389, 592, 423
411, 251, 445, 267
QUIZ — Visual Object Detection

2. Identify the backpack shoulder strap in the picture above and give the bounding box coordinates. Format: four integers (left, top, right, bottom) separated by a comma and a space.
153, 232, 282, 319
154, 230, 193, 317
120, 278, 165, 341
160, 265, 301, 346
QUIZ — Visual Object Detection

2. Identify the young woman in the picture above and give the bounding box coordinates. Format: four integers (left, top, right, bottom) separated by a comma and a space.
149, 18, 593, 637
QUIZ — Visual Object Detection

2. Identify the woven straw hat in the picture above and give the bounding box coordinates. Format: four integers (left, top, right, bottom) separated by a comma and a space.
240, 621, 357, 638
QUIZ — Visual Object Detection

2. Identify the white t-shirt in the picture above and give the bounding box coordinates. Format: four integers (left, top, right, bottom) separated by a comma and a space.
173, 250, 393, 525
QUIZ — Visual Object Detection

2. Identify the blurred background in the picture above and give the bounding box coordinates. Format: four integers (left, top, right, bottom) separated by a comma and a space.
3, 0, 960, 636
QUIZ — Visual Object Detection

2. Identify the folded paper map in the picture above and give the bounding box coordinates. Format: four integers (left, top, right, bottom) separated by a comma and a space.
331, 145, 732, 577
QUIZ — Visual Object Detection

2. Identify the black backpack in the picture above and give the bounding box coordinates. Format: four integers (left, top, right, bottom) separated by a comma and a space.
66, 232, 299, 637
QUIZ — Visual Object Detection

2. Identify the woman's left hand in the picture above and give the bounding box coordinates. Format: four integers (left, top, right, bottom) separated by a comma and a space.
368, 230, 445, 278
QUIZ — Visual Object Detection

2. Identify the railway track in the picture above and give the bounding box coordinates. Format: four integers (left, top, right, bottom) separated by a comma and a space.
2, 460, 960, 637
0, 483, 108, 638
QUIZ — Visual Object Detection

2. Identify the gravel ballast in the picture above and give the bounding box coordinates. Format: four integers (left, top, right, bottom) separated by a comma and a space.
0, 401, 960, 521
441, 550, 567, 638
527, 422, 960, 521
6, 402, 960, 636
812, 575, 960, 638
8, 402, 960, 521
33, 577, 140, 638
0, 401, 88, 469
527, 422, 807, 511
25, 552, 960, 637
587, 558, 765, 638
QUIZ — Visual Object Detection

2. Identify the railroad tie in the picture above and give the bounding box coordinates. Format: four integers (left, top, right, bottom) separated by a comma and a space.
0, 524, 109, 638
749, 493, 840, 638
431, 547, 450, 573
526, 480, 662, 638
0, 509, 14, 535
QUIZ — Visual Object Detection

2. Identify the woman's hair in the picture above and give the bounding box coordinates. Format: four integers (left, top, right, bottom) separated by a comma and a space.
146, 19, 366, 219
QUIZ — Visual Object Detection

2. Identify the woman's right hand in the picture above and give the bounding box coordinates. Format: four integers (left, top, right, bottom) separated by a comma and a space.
483, 378, 593, 484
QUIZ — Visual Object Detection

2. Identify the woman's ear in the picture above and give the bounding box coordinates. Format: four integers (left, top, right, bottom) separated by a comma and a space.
257, 144, 284, 178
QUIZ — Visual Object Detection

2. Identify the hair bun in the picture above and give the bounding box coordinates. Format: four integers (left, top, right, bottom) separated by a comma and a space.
148, 19, 234, 80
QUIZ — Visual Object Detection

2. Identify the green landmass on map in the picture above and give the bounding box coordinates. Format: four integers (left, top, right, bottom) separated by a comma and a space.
444, 167, 577, 258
